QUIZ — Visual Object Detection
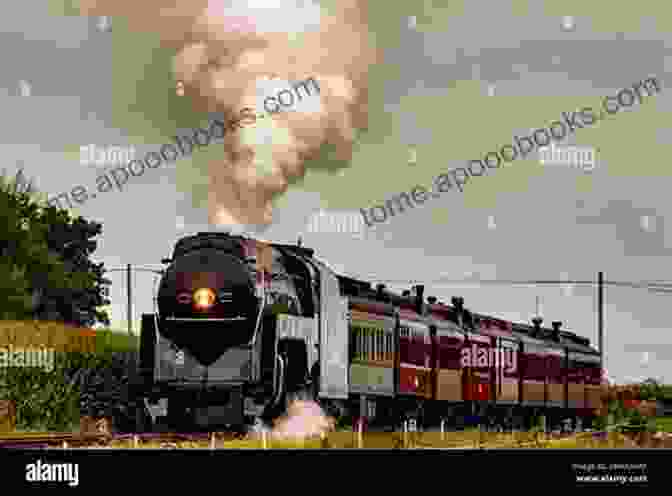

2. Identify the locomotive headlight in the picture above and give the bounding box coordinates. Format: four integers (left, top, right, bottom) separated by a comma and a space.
193, 288, 216, 309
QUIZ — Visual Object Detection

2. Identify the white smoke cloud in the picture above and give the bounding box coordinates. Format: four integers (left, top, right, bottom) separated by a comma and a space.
79, 0, 378, 229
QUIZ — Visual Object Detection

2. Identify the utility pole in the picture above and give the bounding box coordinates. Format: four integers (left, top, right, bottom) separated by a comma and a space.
598, 271, 604, 367
127, 263, 132, 336
104, 265, 163, 336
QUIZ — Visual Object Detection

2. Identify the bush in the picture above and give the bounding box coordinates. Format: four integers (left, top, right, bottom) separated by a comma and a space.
0, 325, 139, 432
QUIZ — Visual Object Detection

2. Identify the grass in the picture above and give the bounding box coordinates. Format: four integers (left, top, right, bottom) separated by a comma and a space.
7, 426, 671, 449
654, 416, 672, 432
94, 329, 139, 353
76, 431, 642, 449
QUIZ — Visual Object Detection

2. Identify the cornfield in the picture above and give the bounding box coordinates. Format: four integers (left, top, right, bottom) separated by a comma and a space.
0, 321, 138, 432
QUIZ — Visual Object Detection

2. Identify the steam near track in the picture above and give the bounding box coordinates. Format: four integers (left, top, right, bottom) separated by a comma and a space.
268, 400, 335, 439
79, 0, 379, 229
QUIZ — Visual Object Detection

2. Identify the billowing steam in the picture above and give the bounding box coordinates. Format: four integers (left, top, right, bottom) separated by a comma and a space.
79, 0, 378, 228
268, 399, 335, 440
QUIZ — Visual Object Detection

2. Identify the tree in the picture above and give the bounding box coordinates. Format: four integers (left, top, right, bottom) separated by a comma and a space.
0, 167, 47, 319
639, 377, 662, 401
33, 207, 111, 327
0, 167, 110, 326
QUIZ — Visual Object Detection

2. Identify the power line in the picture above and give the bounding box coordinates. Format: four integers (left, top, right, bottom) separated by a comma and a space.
350, 277, 672, 295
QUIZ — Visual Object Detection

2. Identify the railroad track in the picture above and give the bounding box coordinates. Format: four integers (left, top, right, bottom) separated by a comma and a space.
0, 431, 245, 449
3, 430, 651, 449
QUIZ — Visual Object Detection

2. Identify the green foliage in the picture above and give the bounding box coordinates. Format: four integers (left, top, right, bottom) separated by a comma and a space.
0, 168, 110, 327
654, 417, 672, 433
592, 415, 608, 431
94, 329, 139, 353
617, 408, 656, 434
0, 347, 139, 431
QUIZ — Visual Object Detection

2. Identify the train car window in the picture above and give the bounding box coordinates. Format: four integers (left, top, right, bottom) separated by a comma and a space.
378, 331, 384, 361
371, 329, 376, 362
380, 330, 384, 361
356, 326, 363, 361
567, 355, 586, 382
532, 355, 544, 381
500, 340, 518, 378
373, 329, 378, 361
522, 353, 540, 381
525, 352, 539, 381
438, 338, 462, 369
537, 355, 548, 381
364, 328, 370, 361
362, 327, 368, 362
370, 330, 375, 361
410, 329, 425, 366
546, 354, 563, 382
364, 327, 370, 361
584, 361, 602, 384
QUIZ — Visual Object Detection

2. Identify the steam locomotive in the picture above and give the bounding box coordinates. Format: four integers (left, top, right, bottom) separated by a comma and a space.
134, 232, 603, 432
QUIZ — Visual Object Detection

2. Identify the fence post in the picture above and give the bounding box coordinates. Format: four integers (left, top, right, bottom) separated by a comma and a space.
0, 400, 16, 433
357, 418, 363, 448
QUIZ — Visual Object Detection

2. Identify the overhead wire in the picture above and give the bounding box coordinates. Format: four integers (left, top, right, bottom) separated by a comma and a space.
341, 277, 672, 295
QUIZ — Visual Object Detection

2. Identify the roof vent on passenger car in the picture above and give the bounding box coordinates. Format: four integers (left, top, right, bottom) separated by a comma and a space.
451, 296, 465, 326
376, 284, 388, 302
427, 296, 437, 304
531, 317, 543, 338
414, 285, 425, 314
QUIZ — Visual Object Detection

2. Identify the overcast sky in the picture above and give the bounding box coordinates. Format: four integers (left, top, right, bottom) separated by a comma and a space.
4, 1, 672, 384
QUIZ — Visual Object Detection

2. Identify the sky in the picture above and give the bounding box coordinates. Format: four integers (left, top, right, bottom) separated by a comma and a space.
3, 0, 672, 384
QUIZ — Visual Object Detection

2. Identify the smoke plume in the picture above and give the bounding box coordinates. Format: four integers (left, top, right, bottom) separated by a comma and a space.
270, 399, 335, 440
79, 0, 378, 229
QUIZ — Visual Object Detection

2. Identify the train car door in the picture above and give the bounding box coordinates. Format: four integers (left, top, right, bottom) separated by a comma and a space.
313, 260, 349, 399
435, 322, 464, 402
497, 338, 519, 404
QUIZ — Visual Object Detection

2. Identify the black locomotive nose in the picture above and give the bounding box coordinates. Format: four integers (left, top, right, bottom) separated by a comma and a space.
157, 248, 258, 366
